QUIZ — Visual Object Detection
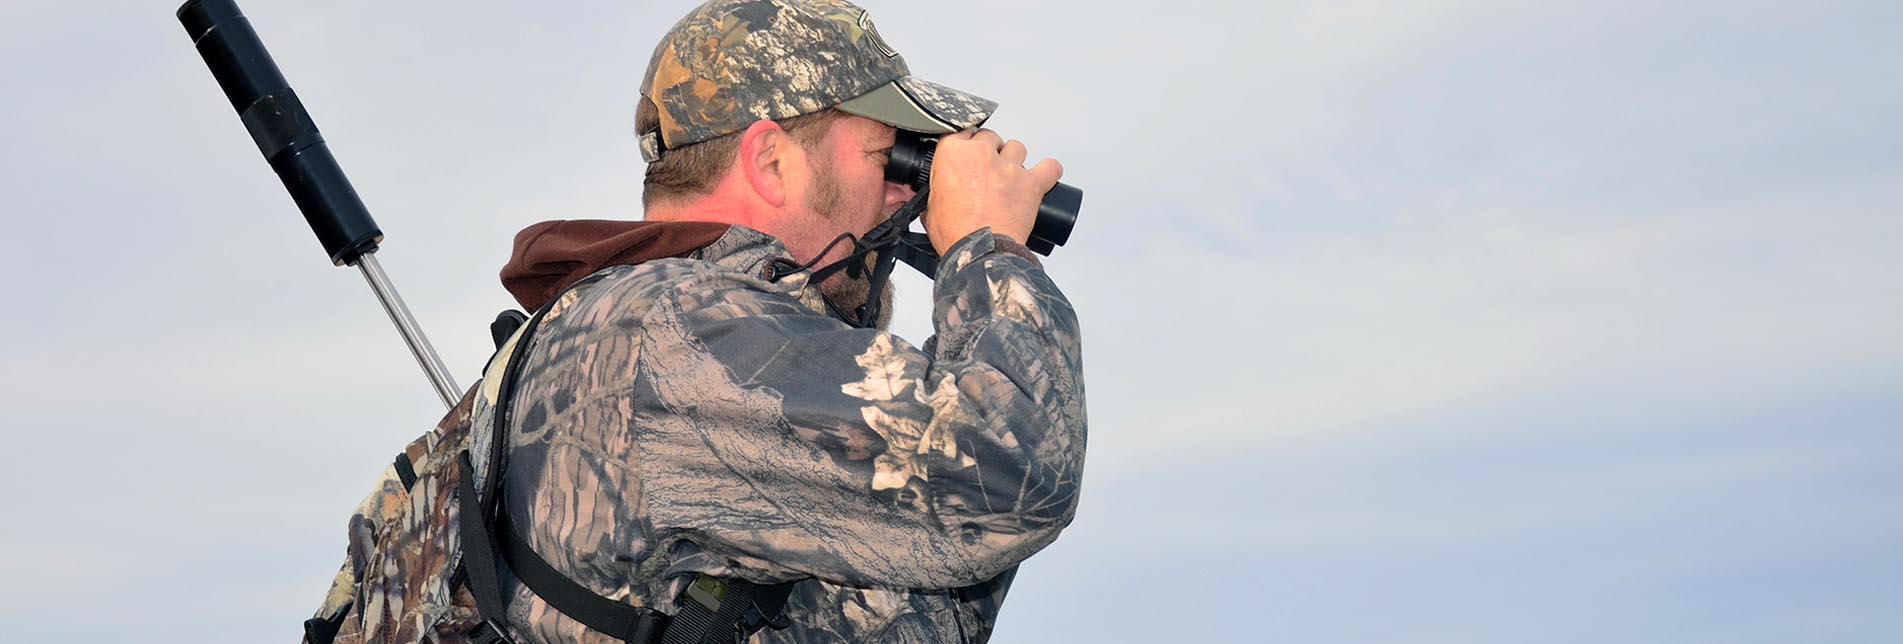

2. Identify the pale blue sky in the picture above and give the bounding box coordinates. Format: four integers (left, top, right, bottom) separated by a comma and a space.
1, 0, 1898, 642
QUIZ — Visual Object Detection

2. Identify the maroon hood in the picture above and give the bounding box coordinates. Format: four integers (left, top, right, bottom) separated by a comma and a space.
500, 220, 731, 310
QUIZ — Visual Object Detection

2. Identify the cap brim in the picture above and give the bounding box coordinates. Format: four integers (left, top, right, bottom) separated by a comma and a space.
835, 76, 996, 134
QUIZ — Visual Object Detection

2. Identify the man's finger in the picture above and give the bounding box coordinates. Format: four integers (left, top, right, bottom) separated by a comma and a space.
968, 128, 1005, 150
1001, 140, 1028, 166
1028, 158, 1064, 192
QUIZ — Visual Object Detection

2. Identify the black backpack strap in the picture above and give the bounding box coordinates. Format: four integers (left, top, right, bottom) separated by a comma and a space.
458, 452, 519, 643
496, 486, 672, 641
461, 477, 795, 644
661, 575, 798, 644
490, 310, 528, 350
301, 605, 348, 644
458, 299, 555, 643
459, 283, 799, 644
393, 452, 418, 491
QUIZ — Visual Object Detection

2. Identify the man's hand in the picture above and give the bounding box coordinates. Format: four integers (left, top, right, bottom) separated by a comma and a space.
924, 129, 1064, 256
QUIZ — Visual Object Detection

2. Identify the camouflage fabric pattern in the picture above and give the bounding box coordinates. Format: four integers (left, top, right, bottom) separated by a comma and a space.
889, 77, 999, 128
641, 0, 909, 150
471, 225, 1086, 643
306, 387, 489, 644
639, 0, 996, 162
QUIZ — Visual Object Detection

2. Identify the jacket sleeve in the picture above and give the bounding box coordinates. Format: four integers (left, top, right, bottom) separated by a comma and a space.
631, 230, 1086, 589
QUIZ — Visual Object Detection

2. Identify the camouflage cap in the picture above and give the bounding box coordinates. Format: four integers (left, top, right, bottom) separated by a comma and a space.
638, 0, 997, 162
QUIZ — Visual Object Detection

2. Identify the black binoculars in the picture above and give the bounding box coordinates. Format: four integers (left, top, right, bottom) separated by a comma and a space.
883, 131, 1081, 256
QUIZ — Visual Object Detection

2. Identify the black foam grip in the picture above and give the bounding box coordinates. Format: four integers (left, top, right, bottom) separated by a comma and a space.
179, 0, 383, 265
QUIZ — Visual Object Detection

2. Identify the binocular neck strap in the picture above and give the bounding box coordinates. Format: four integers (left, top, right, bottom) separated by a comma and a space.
790, 188, 940, 328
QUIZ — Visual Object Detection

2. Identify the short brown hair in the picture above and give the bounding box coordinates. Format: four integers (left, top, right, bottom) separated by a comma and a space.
638, 98, 842, 208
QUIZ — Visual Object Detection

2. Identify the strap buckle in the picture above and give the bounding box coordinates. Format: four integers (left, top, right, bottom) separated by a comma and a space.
470, 618, 516, 644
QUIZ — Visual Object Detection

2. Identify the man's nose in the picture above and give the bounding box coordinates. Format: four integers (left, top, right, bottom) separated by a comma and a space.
884, 181, 917, 209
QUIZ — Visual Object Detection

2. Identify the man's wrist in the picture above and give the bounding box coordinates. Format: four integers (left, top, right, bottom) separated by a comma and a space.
933, 228, 1042, 283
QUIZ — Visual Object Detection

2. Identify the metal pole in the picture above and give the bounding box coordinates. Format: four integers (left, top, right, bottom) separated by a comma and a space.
355, 252, 461, 408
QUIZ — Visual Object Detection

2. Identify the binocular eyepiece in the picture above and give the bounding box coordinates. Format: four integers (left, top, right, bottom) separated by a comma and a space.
884, 131, 1081, 256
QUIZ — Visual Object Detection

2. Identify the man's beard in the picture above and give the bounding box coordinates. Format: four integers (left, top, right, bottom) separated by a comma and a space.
819, 256, 896, 329
807, 156, 896, 329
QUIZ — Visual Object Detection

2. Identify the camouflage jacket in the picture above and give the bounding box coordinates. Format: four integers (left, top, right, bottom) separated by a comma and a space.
309, 224, 1086, 643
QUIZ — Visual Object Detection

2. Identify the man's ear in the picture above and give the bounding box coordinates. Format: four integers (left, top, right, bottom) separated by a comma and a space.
739, 119, 793, 208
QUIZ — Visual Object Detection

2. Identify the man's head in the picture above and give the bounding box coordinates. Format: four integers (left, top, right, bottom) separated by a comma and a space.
634, 0, 997, 325
641, 105, 912, 325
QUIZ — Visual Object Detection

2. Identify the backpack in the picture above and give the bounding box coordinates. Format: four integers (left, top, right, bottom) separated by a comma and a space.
301, 307, 795, 644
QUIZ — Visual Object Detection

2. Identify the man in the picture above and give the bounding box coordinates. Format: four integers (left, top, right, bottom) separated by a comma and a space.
305, 1, 1083, 642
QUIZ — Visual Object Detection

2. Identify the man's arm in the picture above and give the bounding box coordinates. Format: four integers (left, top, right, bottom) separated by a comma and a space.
631, 229, 1085, 589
